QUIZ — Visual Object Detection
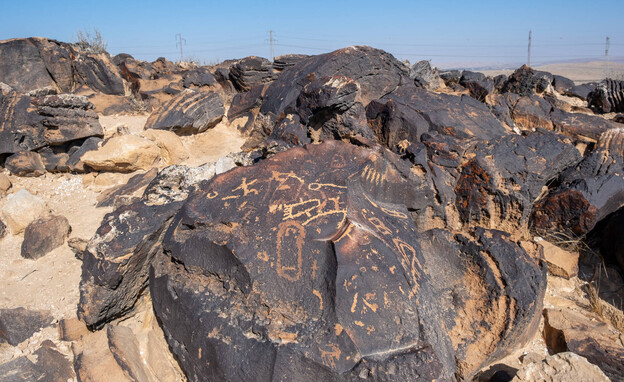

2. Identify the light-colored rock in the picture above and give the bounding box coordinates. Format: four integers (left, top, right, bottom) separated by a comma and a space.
141, 129, 189, 164
0, 173, 11, 194
71, 327, 131, 382
94, 172, 129, 187
539, 239, 579, 278
1, 189, 49, 234
512, 352, 610, 382
215, 156, 236, 174
544, 308, 624, 380
81, 135, 160, 172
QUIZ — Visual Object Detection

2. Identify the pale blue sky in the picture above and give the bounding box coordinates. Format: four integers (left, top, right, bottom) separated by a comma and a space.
2, 0, 623, 68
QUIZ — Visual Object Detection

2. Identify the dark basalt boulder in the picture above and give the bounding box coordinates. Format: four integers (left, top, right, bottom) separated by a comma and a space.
72, 52, 125, 95
502, 65, 553, 95
0, 91, 103, 155
144, 89, 224, 135
459, 71, 493, 102
455, 130, 581, 231
588, 79, 624, 113
550, 108, 620, 141
273, 54, 309, 72
268, 114, 311, 146
142, 141, 544, 381
0, 341, 75, 382
21, 214, 71, 259
227, 84, 268, 120
493, 74, 508, 92
532, 128, 624, 236
78, 164, 219, 328
366, 86, 508, 150
552, 74, 575, 93
4, 151, 45, 177
183, 67, 217, 88
0, 307, 53, 346
563, 82, 596, 100
0, 38, 73, 93
260, 46, 411, 117
410, 60, 442, 90
292, 75, 375, 142
78, 199, 184, 328
439, 70, 462, 86
510, 94, 553, 130
0, 37, 124, 95
229, 56, 275, 92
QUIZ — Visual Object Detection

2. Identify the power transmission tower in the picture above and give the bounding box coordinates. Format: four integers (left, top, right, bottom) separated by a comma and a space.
527, 30, 532, 67
175, 33, 186, 61
268, 30, 275, 61
605, 36, 611, 79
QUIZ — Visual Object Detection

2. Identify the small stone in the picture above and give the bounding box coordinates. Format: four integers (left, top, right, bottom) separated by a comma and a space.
21, 214, 71, 259
4, 151, 45, 177
0, 173, 11, 194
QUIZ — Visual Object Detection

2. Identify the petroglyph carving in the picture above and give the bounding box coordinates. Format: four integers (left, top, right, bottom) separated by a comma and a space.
276, 220, 306, 281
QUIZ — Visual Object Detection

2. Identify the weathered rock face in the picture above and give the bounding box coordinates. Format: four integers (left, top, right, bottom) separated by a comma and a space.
510, 94, 553, 130
0, 91, 103, 155
503, 65, 553, 95
588, 78, 624, 113
455, 130, 581, 232
183, 67, 217, 88
366, 86, 508, 150
78, 199, 183, 328
410, 60, 442, 90
460, 71, 493, 102
552, 75, 575, 93
292, 75, 374, 142
21, 214, 71, 259
141, 141, 545, 381
0, 307, 53, 346
0, 37, 124, 95
532, 128, 624, 236
229, 56, 275, 92
273, 54, 309, 72
563, 82, 596, 100
550, 108, 620, 141
145, 89, 224, 135
78, 164, 218, 328
260, 46, 410, 117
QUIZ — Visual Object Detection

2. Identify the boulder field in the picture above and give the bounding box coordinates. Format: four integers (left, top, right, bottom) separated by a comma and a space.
0, 38, 623, 381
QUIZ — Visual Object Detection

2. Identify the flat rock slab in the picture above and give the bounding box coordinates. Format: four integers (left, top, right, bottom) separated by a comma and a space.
0, 307, 53, 346
146, 140, 544, 381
